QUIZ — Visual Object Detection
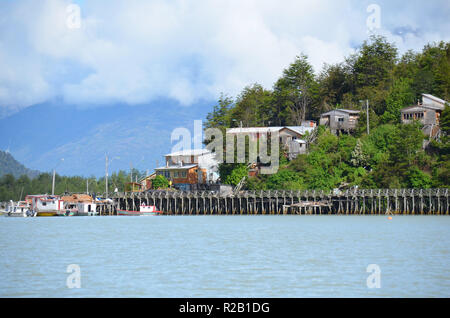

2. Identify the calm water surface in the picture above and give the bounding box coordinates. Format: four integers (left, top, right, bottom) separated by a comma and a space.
0, 215, 449, 297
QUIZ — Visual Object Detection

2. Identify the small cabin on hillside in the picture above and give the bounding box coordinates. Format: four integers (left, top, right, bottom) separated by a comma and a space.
319, 109, 360, 135
400, 93, 448, 138
226, 124, 315, 160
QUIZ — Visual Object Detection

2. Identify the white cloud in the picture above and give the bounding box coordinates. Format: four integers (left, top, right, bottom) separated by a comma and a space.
0, 0, 448, 114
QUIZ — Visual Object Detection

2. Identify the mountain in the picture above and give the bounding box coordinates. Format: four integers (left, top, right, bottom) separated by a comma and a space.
0, 150, 40, 179
0, 98, 214, 177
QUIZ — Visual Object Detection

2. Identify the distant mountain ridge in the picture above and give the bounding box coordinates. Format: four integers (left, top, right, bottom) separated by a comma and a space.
0, 98, 214, 177
0, 150, 40, 179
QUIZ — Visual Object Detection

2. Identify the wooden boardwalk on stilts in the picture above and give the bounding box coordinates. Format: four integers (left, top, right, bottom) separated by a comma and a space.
112, 188, 449, 215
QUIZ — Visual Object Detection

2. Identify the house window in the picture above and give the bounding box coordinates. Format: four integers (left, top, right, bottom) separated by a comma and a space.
174, 171, 179, 178
336, 117, 344, 122
181, 171, 187, 178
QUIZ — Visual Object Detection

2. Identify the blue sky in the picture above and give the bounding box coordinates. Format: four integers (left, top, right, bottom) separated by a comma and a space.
0, 0, 449, 176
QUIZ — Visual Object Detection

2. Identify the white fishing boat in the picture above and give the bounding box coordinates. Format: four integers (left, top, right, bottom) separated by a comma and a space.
76, 202, 99, 216
117, 204, 162, 216
3, 200, 35, 217
27, 195, 65, 216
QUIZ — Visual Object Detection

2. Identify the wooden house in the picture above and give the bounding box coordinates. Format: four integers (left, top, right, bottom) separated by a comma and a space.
226, 124, 315, 160
400, 93, 447, 138
319, 109, 360, 135
155, 164, 207, 191
154, 149, 217, 191
139, 172, 156, 190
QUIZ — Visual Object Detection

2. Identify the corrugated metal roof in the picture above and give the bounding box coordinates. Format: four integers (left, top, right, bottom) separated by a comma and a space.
422, 93, 448, 106
227, 125, 314, 135
61, 194, 93, 203
320, 109, 361, 117
227, 127, 284, 134
165, 149, 210, 156
155, 164, 198, 170
284, 126, 315, 135
401, 104, 444, 112
139, 172, 156, 182
401, 106, 428, 113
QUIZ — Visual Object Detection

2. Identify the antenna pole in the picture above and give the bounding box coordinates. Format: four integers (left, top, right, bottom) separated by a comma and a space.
105, 154, 109, 198
366, 99, 370, 135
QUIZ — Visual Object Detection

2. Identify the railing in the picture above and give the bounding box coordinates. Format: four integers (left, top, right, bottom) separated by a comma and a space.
114, 188, 449, 198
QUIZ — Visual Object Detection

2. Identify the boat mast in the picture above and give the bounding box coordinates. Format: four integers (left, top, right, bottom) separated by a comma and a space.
105, 154, 109, 199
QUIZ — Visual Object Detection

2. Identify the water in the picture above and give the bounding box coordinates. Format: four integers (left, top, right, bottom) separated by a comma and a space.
0, 215, 449, 297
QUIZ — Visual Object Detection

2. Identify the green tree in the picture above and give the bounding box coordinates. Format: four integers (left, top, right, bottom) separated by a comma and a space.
317, 62, 353, 112
413, 42, 450, 100
220, 164, 248, 186
265, 169, 304, 190
230, 83, 273, 127
205, 93, 234, 130
152, 175, 169, 189
351, 35, 398, 90
406, 166, 432, 188
273, 54, 317, 125
381, 77, 415, 124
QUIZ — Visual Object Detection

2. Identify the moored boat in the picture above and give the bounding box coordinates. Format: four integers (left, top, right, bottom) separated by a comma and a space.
3, 200, 35, 217
76, 202, 99, 216
61, 194, 99, 216
27, 195, 65, 217
118, 204, 162, 216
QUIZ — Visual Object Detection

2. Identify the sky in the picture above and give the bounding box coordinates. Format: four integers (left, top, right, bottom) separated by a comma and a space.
0, 0, 449, 118
0, 0, 449, 177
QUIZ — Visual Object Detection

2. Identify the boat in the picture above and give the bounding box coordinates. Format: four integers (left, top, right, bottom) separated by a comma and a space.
0, 204, 7, 216
27, 195, 65, 217
60, 194, 99, 216
117, 204, 162, 216
3, 200, 35, 217
75, 202, 99, 216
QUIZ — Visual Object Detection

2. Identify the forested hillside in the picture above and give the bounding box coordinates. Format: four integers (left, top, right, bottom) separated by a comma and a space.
205, 36, 450, 190
0, 150, 40, 179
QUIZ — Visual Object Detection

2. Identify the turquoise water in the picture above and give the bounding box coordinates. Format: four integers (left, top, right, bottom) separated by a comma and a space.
0, 215, 449, 297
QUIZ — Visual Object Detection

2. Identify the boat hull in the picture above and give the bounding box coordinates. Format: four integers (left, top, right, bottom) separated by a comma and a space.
76, 211, 99, 216
117, 210, 162, 216
5, 212, 27, 217
36, 211, 59, 217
